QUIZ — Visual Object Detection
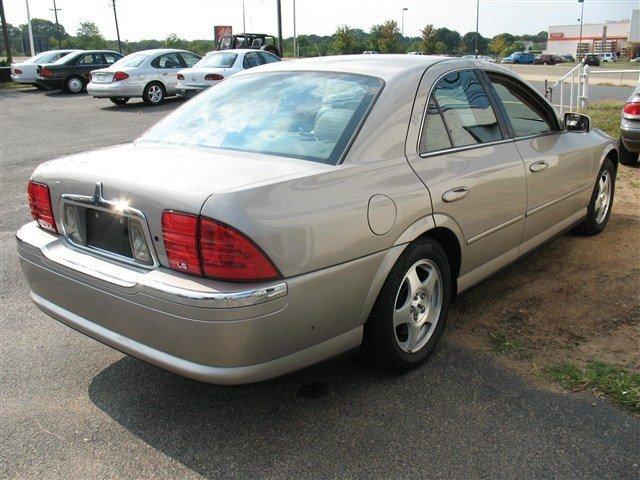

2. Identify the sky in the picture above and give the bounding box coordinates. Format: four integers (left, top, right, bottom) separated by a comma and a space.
4, 0, 639, 41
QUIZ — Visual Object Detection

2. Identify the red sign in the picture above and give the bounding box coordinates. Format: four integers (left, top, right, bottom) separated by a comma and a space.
214, 25, 232, 41
549, 32, 564, 40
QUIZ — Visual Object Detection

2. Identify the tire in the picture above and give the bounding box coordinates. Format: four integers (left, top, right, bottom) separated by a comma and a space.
143, 82, 165, 106
576, 158, 616, 236
109, 97, 130, 105
363, 238, 451, 373
618, 137, 639, 166
35, 84, 47, 91
64, 75, 85, 94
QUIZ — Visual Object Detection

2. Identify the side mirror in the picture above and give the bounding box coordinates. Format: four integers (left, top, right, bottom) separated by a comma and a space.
564, 112, 591, 133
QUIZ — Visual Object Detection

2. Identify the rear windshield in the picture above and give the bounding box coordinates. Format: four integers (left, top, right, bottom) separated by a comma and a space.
114, 53, 149, 68
196, 52, 238, 68
53, 52, 81, 64
138, 71, 383, 164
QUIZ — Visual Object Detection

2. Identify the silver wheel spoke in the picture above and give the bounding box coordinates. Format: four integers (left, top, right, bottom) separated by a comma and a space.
393, 298, 412, 328
406, 268, 422, 295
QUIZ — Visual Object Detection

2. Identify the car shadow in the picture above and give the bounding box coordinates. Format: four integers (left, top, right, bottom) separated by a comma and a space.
98, 96, 184, 113
88, 337, 639, 478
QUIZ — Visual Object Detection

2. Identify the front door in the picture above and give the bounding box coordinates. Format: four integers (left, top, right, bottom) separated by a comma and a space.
483, 71, 593, 250
406, 66, 527, 280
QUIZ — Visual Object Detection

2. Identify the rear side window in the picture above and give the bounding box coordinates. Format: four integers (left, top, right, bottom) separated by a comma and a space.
258, 52, 280, 64
243, 52, 265, 69
77, 53, 103, 65
180, 52, 201, 67
152, 53, 182, 69
487, 73, 556, 138
103, 53, 120, 64
420, 69, 502, 153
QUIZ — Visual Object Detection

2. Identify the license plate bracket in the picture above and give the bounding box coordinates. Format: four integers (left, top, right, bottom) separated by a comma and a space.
85, 209, 133, 258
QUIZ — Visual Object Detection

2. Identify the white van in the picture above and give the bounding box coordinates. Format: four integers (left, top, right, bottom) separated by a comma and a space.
602, 52, 617, 62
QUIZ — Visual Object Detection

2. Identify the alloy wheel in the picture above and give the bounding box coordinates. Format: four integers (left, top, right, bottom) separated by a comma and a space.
393, 259, 443, 354
68, 78, 83, 93
147, 85, 163, 104
594, 169, 612, 224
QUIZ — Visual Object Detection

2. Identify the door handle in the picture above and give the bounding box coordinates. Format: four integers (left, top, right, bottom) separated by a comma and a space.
442, 187, 470, 203
530, 161, 549, 172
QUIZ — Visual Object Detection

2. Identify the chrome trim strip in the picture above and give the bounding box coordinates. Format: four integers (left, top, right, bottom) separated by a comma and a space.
16, 222, 287, 309
59, 182, 159, 270
418, 138, 515, 159
526, 185, 590, 217
466, 214, 524, 245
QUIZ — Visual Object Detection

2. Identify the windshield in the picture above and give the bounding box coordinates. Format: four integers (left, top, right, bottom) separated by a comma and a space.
139, 71, 383, 164
113, 53, 149, 68
196, 52, 238, 68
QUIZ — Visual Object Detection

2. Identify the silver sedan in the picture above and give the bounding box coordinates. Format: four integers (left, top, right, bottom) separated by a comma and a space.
87, 48, 201, 106
18, 56, 617, 384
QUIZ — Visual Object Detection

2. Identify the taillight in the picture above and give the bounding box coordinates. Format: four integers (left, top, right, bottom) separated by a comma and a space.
199, 218, 279, 281
162, 211, 280, 282
40, 67, 53, 78
177, 73, 185, 80
27, 181, 57, 233
112, 71, 129, 81
14, 68, 23, 74
622, 102, 640, 117
161, 212, 202, 276
204, 73, 224, 81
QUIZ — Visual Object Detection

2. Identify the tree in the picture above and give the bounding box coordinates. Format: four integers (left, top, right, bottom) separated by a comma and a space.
75, 21, 106, 49
164, 33, 187, 49
377, 20, 401, 53
433, 27, 461, 54
460, 31, 488, 55
488, 35, 508, 56
333, 25, 355, 54
0, 0, 11, 62
420, 24, 437, 54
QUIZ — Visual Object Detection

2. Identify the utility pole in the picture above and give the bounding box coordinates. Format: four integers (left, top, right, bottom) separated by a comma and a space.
50, 0, 61, 49
242, 0, 246, 33
401, 7, 408, 37
110, 0, 122, 53
25, 0, 35, 55
475, 0, 480, 58
578, 0, 585, 59
276, 0, 283, 56
292, 0, 297, 58
0, 0, 12, 63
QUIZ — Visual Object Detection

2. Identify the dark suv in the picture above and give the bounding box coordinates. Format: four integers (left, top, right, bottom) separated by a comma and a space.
582, 53, 601, 67
216, 34, 281, 57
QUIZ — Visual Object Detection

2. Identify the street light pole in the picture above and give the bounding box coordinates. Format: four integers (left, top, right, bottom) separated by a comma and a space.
401, 7, 408, 37
110, 0, 122, 53
292, 0, 297, 58
50, 0, 61, 49
25, 0, 35, 55
578, 0, 585, 59
475, 0, 480, 58
276, 0, 282, 55
242, 0, 246, 33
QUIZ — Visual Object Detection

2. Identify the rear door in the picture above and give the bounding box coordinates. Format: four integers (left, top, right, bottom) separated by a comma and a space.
406, 65, 527, 279
75, 52, 105, 82
243, 52, 265, 70
482, 71, 593, 251
153, 53, 183, 92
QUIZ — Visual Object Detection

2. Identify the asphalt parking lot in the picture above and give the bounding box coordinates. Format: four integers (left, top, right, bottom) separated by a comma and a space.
1, 88, 639, 479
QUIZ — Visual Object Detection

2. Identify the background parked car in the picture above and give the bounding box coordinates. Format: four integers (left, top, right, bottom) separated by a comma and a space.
216, 33, 281, 57
561, 54, 576, 63
87, 49, 202, 106
10, 50, 79, 88
501, 52, 535, 64
533, 54, 565, 65
583, 53, 601, 67
462, 54, 496, 63
362, 51, 379, 54
176, 49, 280, 98
36, 50, 123, 93
601, 52, 617, 62
619, 83, 640, 165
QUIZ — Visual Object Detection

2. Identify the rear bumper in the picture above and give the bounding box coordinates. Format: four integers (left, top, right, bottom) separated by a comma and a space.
87, 81, 144, 98
35, 77, 64, 90
16, 222, 367, 384
620, 118, 640, 153
11, 74, 37, 84
176, 85, 208, 98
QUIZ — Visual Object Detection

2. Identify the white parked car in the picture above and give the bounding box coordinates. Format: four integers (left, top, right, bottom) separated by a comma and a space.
175, 49, 280, 98
462, 54, 496, 63
10, 50, 79, 87
407, 52, 424, 55
601, 52, 617, 62
87, 49, 202, 106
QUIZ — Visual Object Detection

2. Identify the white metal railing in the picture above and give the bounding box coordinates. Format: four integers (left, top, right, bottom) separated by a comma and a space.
545, 64, 640, 113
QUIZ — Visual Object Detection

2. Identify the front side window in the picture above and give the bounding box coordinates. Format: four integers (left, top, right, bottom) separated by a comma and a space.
138, 72, 383, 165
487, 73, 555, 138
425, 70, 502, 150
